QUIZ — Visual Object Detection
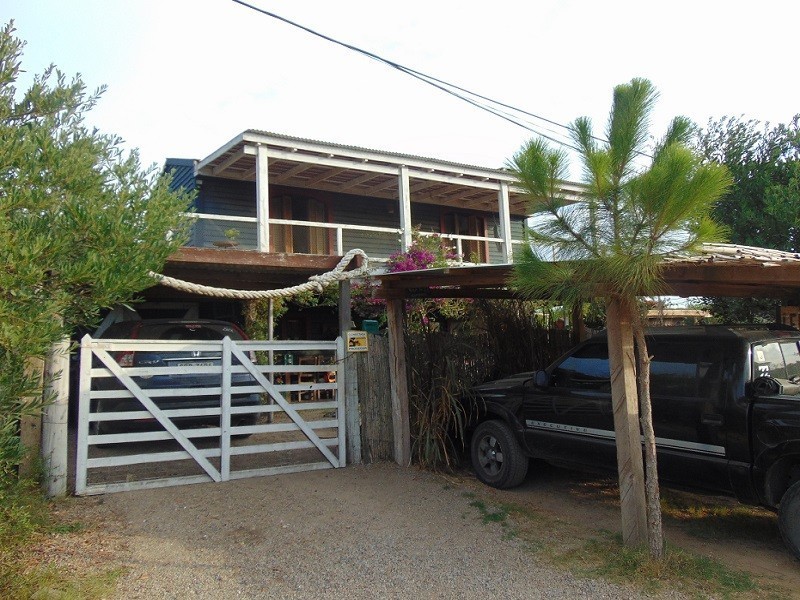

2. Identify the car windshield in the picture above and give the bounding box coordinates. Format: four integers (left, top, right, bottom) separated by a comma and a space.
138, 323, 244, 341
103, 322, 245, 341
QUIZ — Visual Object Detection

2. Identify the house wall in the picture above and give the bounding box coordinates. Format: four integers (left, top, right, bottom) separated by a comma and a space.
190, 176, 526, 260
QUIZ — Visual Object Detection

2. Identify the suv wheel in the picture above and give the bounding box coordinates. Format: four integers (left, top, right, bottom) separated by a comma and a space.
470, 420, 528, 489
779, 480, 800, 560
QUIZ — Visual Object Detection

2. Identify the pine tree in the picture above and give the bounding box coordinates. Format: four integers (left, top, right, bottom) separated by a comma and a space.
508, 78, 731, 557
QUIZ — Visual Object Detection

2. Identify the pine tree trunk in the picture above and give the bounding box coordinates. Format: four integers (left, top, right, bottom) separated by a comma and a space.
606, 297, 648, 547
634, 324, 664, 559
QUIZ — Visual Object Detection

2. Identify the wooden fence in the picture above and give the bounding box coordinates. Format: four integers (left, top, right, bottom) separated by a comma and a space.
353, 326, 579, 464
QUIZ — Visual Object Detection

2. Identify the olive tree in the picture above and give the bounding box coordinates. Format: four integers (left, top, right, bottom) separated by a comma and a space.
696, 115, 800, 322
0, 22, 193, 478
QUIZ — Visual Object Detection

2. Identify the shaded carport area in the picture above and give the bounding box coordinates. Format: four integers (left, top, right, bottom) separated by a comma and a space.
377, 243, 800, 463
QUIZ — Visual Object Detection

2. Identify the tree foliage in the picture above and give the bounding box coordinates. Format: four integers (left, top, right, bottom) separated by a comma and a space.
696, 115, 800, 322
508, 78, 731, 557
510, 85, 730, 302
0, 22, 193, 476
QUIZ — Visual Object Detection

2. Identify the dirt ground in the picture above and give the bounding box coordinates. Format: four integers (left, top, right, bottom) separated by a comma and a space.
470, 461, 800, 595
46, 457, 800, 599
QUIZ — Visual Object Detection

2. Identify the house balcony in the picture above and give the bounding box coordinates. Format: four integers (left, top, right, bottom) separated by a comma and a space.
187, 212, 527, 266
171, 130, 586, 270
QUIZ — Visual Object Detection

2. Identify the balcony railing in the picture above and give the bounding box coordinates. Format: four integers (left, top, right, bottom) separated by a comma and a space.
187, 213, 519, 265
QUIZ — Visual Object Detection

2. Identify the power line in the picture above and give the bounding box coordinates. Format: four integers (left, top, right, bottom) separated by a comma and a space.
230, 0, 585, 152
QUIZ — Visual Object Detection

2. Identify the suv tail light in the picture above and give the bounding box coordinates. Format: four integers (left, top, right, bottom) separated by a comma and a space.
114, 322, 143, 367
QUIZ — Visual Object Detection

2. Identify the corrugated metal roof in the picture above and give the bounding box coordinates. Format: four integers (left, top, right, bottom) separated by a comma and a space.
244, 129, 510, 173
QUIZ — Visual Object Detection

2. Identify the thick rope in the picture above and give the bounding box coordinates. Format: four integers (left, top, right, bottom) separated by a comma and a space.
148, 248, 370, 300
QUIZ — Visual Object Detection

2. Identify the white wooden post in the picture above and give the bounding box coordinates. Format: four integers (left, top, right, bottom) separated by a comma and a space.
267, 299, 275, 424
41, 336, 70, 497
220, 337, 232, 481
255, 144, 270, 252
498, 182, 513, 263
398, 166, 412, 251
75, 335, 92, 495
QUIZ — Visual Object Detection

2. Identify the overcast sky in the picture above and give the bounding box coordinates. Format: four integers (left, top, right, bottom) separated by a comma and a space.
4, 1, 798, 178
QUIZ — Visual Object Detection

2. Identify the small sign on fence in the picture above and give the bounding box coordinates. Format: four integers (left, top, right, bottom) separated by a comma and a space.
347, 330, 369, 353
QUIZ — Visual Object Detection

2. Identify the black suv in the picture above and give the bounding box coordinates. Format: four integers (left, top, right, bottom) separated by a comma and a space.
467, 325, 800, 558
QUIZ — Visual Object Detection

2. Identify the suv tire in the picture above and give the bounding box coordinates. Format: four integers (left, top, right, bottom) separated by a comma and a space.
779, 480, 800, 560
470, 420, 528, 489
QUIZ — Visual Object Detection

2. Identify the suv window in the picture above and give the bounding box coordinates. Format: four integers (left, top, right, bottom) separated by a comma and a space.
647, 341, 717, 398
552, 343, 610, 391
781, 341, 800, 379
551, 338, 724, 400
752, 340, 800, 380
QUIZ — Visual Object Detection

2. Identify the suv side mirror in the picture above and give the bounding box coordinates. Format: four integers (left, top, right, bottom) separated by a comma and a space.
534, 370, 550, 388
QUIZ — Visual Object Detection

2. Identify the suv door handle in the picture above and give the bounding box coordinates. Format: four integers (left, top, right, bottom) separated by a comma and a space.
701, 413, 724, 426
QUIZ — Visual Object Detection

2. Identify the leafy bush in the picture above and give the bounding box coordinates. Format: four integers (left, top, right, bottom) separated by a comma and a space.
0, 22, 193, 478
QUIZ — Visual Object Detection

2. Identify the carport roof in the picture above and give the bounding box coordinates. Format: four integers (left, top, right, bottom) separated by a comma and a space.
376, 244, 800, 300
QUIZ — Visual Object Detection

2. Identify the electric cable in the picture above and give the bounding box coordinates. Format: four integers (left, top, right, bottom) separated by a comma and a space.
230, 0, 586, 152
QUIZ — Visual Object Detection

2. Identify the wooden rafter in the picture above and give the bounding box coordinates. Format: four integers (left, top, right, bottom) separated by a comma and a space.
212, 150, 246, 177
337, 171, 384, 191
305, 167, 346, 186
272, 162, 314, 184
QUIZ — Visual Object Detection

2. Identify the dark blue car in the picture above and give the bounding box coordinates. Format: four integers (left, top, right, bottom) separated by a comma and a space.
89, 319, 260, 435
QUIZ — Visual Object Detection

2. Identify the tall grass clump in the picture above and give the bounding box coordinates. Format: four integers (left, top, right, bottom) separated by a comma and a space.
405, 299, 574, 469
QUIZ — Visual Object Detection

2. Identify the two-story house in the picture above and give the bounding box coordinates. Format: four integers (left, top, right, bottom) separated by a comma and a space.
143, 130, 583, 335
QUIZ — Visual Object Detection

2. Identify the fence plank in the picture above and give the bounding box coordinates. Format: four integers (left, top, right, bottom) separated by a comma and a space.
356, 335, 394, 463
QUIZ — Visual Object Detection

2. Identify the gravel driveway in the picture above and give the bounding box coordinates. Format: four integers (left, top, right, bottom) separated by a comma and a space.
99, 462, 668, 599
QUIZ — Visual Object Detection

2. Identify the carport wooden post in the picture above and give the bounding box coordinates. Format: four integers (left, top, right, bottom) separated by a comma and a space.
606, 297, 648, 546
386, 298, 411, 466
339, 279, 362, 464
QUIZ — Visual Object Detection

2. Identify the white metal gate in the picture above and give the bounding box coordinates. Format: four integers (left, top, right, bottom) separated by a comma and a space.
75, 335, 345, 495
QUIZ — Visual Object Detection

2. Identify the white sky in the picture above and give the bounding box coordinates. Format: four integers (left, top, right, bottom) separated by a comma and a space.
4, 0, 799, 178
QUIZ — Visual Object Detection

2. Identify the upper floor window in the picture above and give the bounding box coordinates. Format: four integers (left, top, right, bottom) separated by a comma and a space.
270, 196, 329, 254
442, 212, 487, 262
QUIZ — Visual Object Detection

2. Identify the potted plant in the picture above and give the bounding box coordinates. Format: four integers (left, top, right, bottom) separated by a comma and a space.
214, 227, 241, 248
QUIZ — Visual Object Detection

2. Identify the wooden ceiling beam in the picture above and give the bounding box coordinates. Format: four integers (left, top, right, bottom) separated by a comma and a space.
212, 150, 246, 177
272, 162, 314, 184
338, 171, 384, 191
305, 167, 346, 186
